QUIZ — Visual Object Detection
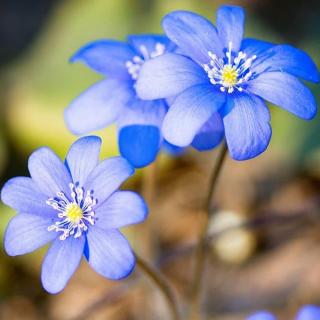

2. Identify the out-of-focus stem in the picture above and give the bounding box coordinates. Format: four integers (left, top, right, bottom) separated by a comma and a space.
189, 144, 228, 319
136, 254, 181, 320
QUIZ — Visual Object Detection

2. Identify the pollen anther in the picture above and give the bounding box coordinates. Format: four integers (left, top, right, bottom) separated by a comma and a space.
47, 183, 97, 240
202, 41, 257, 94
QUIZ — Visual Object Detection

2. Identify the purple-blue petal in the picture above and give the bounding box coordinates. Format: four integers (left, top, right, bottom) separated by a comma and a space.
41, 236, 85, 294
5, 214, 56, 256
251, 45, 319, 83
223, 93, 272, 160
119, 125, 161, 168
162, 11, 224, 64
258, 44, 319, 82
296, 305, 320, 320
127, 34, 175, 54
117, 99, 167, 167
248, 72, 317, 120
241, 38, 274, 57
117, 98, 167, 128
84, 157, 134, 206
136, 53, 208, 100
162, 84, 226, 147
95, 191, 148, 229
65, 79, 134, 135
162, 140, 185, 156
71, 40, 135, 80
217, 5, 245, 52
1, 177, 55, 216
192, 113, 225, 151
28, 147, 72, 197
65, 136, 101, 186
85, 227, 135, 280
246, 311, 277, 320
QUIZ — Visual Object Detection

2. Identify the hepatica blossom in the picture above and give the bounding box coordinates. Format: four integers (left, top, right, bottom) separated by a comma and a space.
137, 5, 319, 160
65, 34, 224, 168
65, 35, 174, 168
1, 136, 147, 294
247, 305, 320, 320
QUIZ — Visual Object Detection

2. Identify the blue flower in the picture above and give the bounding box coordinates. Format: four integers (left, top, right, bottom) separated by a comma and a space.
1, 136, 148, 294
247, 305, 320, 320
136, 6, 319, 160
65, 35, 224, 168
65, 35, 175, 168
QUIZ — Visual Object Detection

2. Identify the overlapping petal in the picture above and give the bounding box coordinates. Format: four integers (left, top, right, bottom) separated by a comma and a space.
84, 157, 134, 205
162, 11, 224, 63
241, 38, 274, 57
117, 98, 167, 128
192, 113, 225, 151
162, 140, 184, 156
85, 227, 135, 280
162, 84, 226, 146
41, 237, 85, 294
128, 34, 175, 54
65, 136, 101, 185
117, 99, 167, 167
5, 214, 56, 256
119, 125, 161, 168
136, 53, 208, 100
217, 5, 245, 52
248, 72, 317, 120
95, 191, 147, 229
1, 177, 54, 216
28, 147, 72, 197
251, 45, 319, 83
65, 79, 134, 135
223, 93, 271, 160
71, 40, 135, 79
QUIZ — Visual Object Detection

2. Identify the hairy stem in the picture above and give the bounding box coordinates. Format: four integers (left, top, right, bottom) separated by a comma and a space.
189, 144, 228, 319
136, 254, 180, 320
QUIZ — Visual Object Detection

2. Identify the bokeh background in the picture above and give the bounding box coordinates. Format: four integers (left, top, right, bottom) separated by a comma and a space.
0, 0, 320, 319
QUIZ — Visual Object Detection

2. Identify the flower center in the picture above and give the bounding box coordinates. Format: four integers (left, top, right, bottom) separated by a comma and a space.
126, 43, 166, 80
66, 203, 83, 223
47, 183, 97, 240
221, 65, 238, 87
203, 41, 257, 94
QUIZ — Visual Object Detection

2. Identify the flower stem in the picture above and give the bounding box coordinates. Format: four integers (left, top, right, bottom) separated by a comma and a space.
189, 143, 228, 319
135, 253, 180, 320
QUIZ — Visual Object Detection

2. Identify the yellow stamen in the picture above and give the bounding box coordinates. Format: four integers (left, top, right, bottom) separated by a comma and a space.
66, 203, 83, 223
221, 65, 238, 87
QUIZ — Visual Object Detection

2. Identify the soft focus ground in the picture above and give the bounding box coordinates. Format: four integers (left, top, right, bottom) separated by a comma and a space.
0, 0, 320, 319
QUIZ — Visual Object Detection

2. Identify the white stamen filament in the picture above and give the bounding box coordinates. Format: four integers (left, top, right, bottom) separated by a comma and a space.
47, 183, 97, 240
202, 41, 257, 94
126, 42, 166, 81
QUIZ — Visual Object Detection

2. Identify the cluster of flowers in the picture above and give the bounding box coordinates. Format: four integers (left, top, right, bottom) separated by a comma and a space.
66, 5, 318, 164
1, 4, 319, 318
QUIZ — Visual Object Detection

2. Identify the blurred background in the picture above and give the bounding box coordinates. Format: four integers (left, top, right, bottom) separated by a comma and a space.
0, 0, 320, 319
